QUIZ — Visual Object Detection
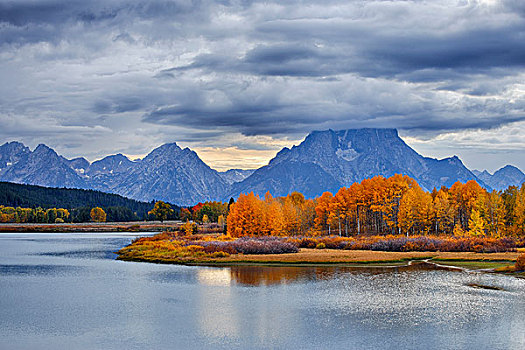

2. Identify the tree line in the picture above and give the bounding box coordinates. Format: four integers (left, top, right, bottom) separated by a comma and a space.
0, 181, 178, 220
0, 181, 183, 222
226, 174, 525, 237
0, 205, 132, 223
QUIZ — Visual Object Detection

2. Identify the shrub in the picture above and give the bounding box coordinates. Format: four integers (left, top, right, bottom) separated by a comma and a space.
282, 235, 522, 253
315, 243, 326, 249
180, 221, 198, 235
54, 218, 64, 223
194, 236, 299, 255
210, 251, 230, 258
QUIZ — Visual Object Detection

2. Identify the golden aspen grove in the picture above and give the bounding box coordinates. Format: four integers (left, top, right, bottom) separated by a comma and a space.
227, 174, 525, 238
118, 174, 525, 268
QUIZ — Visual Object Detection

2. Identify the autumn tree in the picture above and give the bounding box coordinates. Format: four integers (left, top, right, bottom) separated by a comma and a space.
193, 201, 228, 222
382, 174, 415, 234
314, 192, 334, 234
265, 192, 286, 236
180, 208, 192, 222
227, 192, 266, 237
483, 191, 506, 237
218, 215, 226, 229
449, 180, 486, 231
148, 201, 174, 222
90, 207, 107, 222
514, 184, 525, 236
433, 188, 454, 234
468, 209, 485, 236
398, 184, 433, 236
501, 186, 518, 229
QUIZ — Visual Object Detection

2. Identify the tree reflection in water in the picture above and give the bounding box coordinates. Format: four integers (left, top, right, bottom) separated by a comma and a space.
228, 261, 457, 286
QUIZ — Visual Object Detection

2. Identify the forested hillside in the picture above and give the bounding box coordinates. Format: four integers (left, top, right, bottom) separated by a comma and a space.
0, 182, 179, 221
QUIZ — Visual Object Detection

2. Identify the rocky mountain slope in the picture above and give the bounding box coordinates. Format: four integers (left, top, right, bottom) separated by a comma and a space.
113, 143, 229, 205
230, 129, 489, 198
219, 169, 255, 185
0, 142, 228, 205
473, 165, 525, 191
0, 144, 89, 189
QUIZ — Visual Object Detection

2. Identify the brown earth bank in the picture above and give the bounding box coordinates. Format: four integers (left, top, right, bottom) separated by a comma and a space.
0, 221, 182, 233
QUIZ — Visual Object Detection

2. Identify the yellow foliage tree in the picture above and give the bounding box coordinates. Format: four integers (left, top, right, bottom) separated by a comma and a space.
90, 207, 106, 222
514, 184, 525, 236
468, 209, 485, 236
218, 214, 225, 228
148, 201, 174, 222
398, 184, 433, 236
483, 191, 506, 237
433, 189, 453, 234
314, 192, 334, 233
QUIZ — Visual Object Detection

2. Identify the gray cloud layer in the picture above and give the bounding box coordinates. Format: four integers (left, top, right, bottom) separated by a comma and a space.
1, 0, 524, 171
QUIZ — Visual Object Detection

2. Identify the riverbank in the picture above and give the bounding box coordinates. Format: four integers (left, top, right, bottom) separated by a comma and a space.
117, 246, 520, 270
0, 221, 181, 233
115, 232, 525, 277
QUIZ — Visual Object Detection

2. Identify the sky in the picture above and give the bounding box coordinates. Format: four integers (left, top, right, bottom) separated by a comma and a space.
1, 0, 524, 172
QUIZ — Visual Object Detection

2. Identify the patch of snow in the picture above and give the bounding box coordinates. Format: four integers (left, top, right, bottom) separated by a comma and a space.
336, 142, 359, 161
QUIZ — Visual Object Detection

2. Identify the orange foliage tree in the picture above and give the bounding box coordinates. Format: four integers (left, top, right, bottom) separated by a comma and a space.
225, 175, 522, 238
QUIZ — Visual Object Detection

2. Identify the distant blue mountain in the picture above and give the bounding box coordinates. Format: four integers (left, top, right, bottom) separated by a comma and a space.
0, 143, 89, 189
473, 165, 525, 191
0, 142, 229, 206
0, 128, 498, 205
230, 128, 489, 198
219, 169, 255, 185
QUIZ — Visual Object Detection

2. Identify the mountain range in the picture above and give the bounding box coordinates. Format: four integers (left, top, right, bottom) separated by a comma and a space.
472, 166, 525, 191
1, 128, 523, 205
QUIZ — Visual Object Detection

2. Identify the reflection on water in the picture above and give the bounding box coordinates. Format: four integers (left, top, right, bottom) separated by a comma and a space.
228, 261, 459, 286
0, 233, 524, 350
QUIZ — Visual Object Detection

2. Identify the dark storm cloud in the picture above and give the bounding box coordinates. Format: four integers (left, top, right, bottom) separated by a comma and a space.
92, 97, 145, 114
171, 44, 345, 77
360, 26, 525, 76
143, 102, 320, 136
1, 0, 525, 170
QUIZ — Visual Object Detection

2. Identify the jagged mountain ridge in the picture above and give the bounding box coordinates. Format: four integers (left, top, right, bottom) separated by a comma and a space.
219, 169, 255, 185
0, 142, 230, 206
0, 141, 30, 171
230, 128, 490, 198
473, 165, 525, 191
114, 143, 229, 205
1, 128, 516, 205
0, 144, 89, 189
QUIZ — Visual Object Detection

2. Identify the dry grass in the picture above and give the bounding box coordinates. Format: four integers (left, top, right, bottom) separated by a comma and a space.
158, 248, 520, 265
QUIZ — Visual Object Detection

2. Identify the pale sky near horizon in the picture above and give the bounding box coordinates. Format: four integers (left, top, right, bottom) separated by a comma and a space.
1, 0, 524, 172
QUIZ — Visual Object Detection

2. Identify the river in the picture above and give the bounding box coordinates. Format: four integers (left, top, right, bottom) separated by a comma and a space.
0, 233, 524, 350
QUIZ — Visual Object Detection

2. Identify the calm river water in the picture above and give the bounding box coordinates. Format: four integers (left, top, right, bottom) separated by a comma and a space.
0, 233, 524, 350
